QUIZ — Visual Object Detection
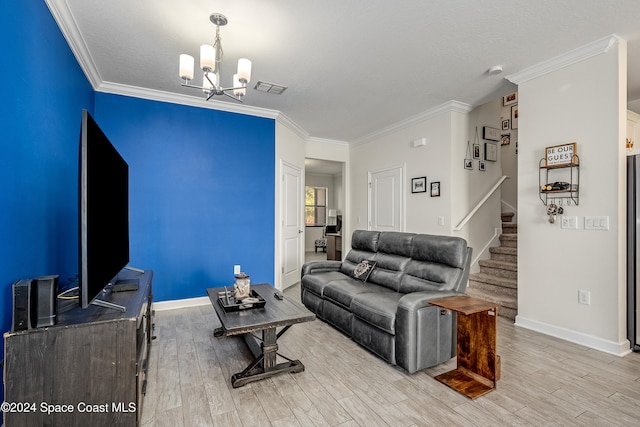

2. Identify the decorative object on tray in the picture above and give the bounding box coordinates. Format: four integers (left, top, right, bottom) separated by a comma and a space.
217, 289, 266, 312
234, 272, 250, 299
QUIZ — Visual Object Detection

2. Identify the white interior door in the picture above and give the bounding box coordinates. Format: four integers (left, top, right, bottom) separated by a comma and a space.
368, 166, 404, 231
281, 162, 303, 289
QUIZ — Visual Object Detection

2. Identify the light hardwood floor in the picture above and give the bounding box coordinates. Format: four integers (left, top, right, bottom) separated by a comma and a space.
141, 284, 640, 426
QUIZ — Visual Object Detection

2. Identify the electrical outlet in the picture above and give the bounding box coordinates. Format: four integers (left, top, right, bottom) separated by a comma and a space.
234, 265, 241, 275
438, 216, 445, 226
578, 289, 590, 305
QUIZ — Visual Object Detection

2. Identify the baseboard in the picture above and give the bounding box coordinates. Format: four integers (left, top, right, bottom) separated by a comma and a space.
153, 296, 210, 312
515, 315, 632, 357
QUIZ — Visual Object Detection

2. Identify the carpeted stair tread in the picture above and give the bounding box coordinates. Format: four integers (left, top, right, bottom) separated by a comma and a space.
501, 212, 515, 222
468, 272, 517, 289
489, 246, 517, 255
479, 259, 517, 272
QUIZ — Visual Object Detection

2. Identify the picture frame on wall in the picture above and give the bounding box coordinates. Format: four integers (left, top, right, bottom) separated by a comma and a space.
501, 133, 511, 146
511, 105, 518, 129
411, 177, 427, 193
502, 119, 510, 130
473, 142, 481, 159
485, 142, 498, 161
430, 181, 440, 197
503, 92, 517, 106
483, 126, 500, 141
464, 158, 473, 170
479, 161, 486, 171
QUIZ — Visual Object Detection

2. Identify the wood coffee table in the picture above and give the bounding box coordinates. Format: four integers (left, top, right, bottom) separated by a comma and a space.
207, 284, 315, 388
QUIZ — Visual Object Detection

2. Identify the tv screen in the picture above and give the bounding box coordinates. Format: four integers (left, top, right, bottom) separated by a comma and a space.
79, 109, 130, 308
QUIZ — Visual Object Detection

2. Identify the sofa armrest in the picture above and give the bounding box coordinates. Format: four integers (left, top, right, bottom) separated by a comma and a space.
301, 260, 342, 278
397, 290, 464, 312
395, 290, 464, 373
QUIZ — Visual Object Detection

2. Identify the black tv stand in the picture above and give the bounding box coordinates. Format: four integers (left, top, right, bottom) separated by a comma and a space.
91, 297, 126, 312
3, 269, 153, 426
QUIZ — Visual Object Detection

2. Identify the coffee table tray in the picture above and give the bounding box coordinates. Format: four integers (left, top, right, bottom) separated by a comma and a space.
217, 289, 266, 312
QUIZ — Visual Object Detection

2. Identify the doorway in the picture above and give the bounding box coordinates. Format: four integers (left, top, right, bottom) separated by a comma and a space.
304, 158, 345, 264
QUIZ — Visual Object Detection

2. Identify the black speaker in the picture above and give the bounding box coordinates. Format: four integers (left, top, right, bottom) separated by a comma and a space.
31, 275, 58, 328
12, 279, 32, 332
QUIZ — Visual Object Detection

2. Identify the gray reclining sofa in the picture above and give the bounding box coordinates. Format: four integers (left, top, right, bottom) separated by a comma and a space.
300, 230, 472, 373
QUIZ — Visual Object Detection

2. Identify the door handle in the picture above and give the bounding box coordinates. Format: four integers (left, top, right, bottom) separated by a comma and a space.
298, 230, 304, 234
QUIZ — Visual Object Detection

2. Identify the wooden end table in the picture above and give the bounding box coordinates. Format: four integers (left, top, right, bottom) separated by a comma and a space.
429, 295, 500, 399
207, 284, 315, 388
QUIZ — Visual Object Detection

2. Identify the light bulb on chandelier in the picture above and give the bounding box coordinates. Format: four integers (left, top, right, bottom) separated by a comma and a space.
178, 13, 251, 102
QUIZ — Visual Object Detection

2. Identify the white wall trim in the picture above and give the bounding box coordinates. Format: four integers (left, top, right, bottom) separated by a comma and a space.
45, 0, 102, 88
515, 315, 632, 357
97, 81, 281, 119
153, 296, 210, 312
352, 100, 473, 146
506, 35, 619, 85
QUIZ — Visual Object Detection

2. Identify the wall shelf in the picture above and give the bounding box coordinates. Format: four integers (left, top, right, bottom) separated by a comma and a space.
539, 155, 579, 206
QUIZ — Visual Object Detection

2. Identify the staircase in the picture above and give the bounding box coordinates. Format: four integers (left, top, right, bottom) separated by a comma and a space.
466, 212, 518, 321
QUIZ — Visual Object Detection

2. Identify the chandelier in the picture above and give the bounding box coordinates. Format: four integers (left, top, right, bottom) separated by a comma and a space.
178, 13, 252, 102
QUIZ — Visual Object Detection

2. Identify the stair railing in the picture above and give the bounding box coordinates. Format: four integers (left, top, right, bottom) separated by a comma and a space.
453, 176, 509, 231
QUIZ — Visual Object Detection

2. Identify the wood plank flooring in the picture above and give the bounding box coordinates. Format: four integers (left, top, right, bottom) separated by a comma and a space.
141, 284, 640, 426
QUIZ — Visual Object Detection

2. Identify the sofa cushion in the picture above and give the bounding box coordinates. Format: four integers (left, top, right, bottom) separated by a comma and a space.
301, 270, 348, 297
410, 234, 467, 268
378, 232, 416, 257
352, 259, 377, 282
401, 261, 463, 292
367, 252, 410, 292
350, 230, 380, 252
351, 291, 404, 334
323, 278, 391, 309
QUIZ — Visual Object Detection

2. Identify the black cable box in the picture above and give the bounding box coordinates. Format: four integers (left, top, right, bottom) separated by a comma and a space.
112, 279, 139, 292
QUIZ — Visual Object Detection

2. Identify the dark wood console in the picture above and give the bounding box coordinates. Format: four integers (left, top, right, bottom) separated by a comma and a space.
3, 269, 153, 427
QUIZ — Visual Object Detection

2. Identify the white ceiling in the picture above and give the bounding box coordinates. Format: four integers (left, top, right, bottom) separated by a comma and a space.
47, 0, 640, 143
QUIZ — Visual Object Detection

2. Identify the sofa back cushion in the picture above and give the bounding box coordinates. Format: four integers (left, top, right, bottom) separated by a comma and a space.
400, 234, 468, 293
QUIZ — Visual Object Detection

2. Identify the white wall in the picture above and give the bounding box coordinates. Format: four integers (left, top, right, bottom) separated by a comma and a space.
516, 37, 629, 355
350, 109, 454, 237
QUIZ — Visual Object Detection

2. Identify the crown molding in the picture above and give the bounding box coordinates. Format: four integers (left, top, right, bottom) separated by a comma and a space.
97, 81, 281, 119
45, 0, 101, 89
352, 100, 473, 146
506, 35, 619, 85
274, 112, 309, 140
306, 136, 350, 147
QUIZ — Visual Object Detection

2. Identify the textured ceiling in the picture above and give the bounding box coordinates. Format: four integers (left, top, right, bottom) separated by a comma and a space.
47, 0, 640, 143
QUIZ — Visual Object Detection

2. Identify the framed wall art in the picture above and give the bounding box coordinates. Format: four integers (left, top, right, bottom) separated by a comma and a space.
485, 142, 498, 162
503, 92, 517, 106
411, 177, 427, 193
430, 181, 440, 197
502, 119, 510, 130
483, 126, 500, 141
511, 105, 518, 129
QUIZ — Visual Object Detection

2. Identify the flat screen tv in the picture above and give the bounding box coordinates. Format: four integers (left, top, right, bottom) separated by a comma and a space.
79, 109, 130, 309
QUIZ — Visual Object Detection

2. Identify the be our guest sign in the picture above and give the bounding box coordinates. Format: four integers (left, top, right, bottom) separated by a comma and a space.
545, 142, 577, 167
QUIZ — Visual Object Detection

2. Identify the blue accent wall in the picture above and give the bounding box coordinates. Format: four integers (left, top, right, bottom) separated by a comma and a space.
0, 1, 95, 403
0, 1, 276, 403
94, 94, 275, 301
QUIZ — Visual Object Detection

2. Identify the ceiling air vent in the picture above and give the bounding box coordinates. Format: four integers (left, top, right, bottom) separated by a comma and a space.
254, 81, 288, 95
